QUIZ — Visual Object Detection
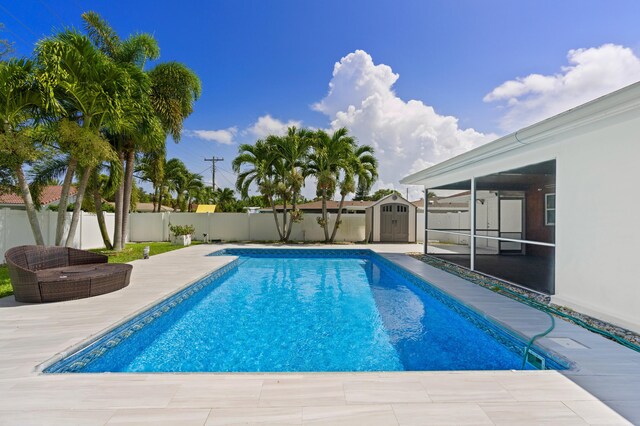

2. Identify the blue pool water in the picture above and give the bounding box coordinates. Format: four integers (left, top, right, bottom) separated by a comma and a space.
45, 249, 565, 373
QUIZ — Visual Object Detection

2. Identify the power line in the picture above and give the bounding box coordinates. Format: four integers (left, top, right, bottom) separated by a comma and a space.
0, 4, 38, 37
0, 22, 30, 48
36, 0, 65, 27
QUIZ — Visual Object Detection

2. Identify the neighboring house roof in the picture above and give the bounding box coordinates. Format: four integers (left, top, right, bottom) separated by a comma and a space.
195, 204, 216, 213
0, 185, 77, 206
268, 200, 374, 212
132, 202, 174, 213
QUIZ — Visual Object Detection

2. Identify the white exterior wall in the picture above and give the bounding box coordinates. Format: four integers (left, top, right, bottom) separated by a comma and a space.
129, 212, 366, 243
0, 209, 116, 261
406, 103, 640, 333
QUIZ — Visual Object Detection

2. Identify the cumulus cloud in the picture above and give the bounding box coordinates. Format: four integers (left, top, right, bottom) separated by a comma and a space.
246, 114, 302, 139
314, 50, 494, 200
485, 44, 640, 131
186, 127, 238, 145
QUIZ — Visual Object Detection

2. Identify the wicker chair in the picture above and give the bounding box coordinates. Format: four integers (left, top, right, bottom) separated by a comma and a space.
4, 245, 132, 303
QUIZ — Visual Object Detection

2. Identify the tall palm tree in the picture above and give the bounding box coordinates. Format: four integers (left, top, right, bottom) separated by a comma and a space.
330, 144, 377, 242
0, 59, 45, 244
307, 128, 378, 242
82, 11, 160, 250
137, 149, 165, 212
82, 12, 200, 250
268, 127, 312, 240
182, 172, 204, 212
306, 128, 351, 242
233, 140, 287, 240
160, 158, 189, 210
231, 139, 284, 240
36, 30, 126, 247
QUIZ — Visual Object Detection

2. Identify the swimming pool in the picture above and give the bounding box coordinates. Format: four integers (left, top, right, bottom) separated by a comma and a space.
44, 249, 566, 373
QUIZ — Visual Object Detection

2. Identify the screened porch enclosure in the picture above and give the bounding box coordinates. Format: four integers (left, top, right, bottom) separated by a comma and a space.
426, 160, 556, 294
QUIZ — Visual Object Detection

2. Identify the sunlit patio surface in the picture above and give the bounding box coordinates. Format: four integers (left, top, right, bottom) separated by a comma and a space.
0, 244, 636, 425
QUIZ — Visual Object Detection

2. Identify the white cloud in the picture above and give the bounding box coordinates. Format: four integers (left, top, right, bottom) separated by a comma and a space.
246, 114, 302, 139
187, 127, 238, 145
314, 50, 494, 200
485, 44, 640, 131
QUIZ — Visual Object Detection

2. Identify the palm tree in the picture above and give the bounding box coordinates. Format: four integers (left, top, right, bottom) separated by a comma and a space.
81, 12, 200, 250
214, 187, 236, 212
268, 127, 312, 240
233, 140, 288, 240
137, 149, 165, 212
36, 30, 125, 247
307, 128, 378, 242
329, 144, 377, 242
0, 59, 45, 245
233, 128, 312, 241
182, 172, 204, 212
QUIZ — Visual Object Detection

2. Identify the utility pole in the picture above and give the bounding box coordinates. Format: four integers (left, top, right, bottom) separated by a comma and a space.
204, 156, 224, 191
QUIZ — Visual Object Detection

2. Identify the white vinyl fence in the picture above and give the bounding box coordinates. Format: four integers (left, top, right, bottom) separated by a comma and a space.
1, 209, 442, 263
129, 212, 368, 243
0, 208, 116, 261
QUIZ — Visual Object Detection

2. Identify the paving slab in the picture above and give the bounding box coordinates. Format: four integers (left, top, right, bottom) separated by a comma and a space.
0, 243, 636, 425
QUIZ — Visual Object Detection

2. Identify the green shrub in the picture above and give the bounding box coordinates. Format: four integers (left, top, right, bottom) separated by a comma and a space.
168, 224, 195, 236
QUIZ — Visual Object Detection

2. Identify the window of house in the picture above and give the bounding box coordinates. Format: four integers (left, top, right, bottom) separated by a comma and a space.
545, 193, 556, 226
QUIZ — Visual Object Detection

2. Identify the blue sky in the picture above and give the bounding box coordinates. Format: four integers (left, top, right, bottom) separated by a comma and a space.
3, 0, 640, 197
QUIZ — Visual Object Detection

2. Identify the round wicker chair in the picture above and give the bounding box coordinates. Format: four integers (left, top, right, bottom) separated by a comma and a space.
4, 245, 132, 303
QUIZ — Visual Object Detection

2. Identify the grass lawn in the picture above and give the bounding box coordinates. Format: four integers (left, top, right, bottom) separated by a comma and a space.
90, 241, 201, 263
0, 241, 200, 298
0, 266, 10, 299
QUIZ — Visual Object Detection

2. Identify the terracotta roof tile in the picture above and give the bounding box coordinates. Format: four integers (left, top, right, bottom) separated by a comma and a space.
0, 185, 77, 205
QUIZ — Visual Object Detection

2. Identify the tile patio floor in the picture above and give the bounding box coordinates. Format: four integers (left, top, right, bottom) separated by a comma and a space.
0, 243, 637, 425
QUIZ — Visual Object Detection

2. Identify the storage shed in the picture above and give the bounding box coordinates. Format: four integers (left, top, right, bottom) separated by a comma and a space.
365, 193, 417, 243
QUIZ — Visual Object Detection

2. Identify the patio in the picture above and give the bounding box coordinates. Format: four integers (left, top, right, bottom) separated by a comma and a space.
0, 244, 637, 425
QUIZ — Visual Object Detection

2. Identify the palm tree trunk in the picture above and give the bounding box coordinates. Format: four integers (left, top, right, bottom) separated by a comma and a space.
269, 196, 284, 241
15, 165, 44, 245
152, 186, 158, 212
281, 198, 288, 242
321, 189, 329, 242
157, 187, 163, 213
55, 158, 77, 245
330, 193, 347, 243
112, 151, 124, 251
285, 190, 299, 241
120, 149, 135, 246
93, 170, 112, 250
65, 167, 91, 247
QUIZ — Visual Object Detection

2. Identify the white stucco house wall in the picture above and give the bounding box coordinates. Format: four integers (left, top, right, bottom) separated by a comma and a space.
401, 81, 640, 334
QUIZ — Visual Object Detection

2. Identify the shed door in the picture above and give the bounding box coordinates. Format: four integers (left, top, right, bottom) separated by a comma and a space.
380, 203, 409, 242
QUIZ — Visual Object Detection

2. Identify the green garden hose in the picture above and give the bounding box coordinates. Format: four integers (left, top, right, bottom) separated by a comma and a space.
423, 257, 640, 355
521, 311, 555, 369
